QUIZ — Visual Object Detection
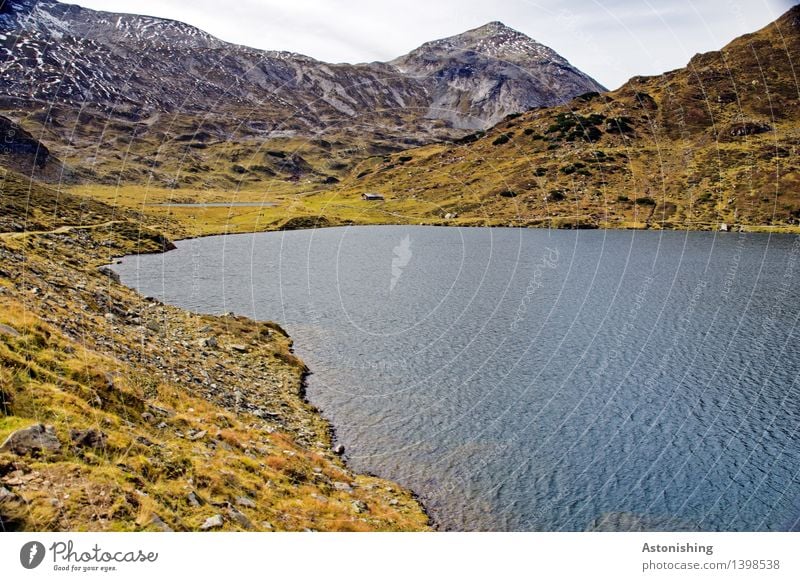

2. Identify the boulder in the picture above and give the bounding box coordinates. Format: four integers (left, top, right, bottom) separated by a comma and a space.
187, 491, 204, 507
97, 266, 121, 284
235, 496, 256, 508
0, 485, 18, 503
150, 514, 174, 532
0, 424, 61, 456
226, 506, 253, 529
200, 514, 224, 530
332, 481, 353, 492
198, 337, 218, 349
0, 324, 20, 338
69, 428, 107, 449
187, 430, 207, 441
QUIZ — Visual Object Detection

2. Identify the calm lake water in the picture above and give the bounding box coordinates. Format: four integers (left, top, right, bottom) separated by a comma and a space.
113, 226, 800, 531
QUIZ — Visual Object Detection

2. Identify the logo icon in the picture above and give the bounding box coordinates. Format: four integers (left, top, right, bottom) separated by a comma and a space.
390, 235, 413, 292
20, 541, 46, 569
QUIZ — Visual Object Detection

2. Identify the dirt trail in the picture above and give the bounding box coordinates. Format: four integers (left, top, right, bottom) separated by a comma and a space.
0, 220, 125, 239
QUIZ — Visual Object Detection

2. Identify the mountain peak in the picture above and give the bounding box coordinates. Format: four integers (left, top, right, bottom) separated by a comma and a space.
473, 21, 516, 33
395, 20, 567, 68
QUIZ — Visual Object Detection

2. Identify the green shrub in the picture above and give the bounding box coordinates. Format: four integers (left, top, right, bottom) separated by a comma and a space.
492, 133, 513, 146
606, 117, 634, 135
560, 162, 586, 175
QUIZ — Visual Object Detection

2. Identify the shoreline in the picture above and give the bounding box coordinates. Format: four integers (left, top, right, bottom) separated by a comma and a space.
153, 219, 800, 247
110, 233, 440, 530
0, 215, 431, 531
295, 368, 438, 529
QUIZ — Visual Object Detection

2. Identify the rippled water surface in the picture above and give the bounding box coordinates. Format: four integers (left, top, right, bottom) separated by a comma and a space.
113, 227, 800, 531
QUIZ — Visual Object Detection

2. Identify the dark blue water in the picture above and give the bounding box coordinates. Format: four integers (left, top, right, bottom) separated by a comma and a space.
113, 227, 800, 531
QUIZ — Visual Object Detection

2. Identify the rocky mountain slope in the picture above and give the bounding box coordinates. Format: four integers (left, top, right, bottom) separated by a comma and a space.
0, 0, 602, 187
320, 6, 800, 231
392, 21, 605, 129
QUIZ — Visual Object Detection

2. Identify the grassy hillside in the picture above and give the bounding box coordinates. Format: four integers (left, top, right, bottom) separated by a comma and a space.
310, 6, 800, 231
50, 7, 800, 236
0, 171, 429, 531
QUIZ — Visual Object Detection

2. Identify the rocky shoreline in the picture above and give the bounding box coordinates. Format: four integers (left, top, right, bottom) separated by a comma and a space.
0, 212, 431, 531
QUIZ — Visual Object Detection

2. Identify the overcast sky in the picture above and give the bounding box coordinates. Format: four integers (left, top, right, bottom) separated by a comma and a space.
74, 0, 797, 89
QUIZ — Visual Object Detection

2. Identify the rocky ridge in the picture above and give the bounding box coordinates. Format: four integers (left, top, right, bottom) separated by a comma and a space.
0, 0, 604, 186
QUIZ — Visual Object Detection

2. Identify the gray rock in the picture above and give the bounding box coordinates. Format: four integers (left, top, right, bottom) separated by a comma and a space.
226, 507, 253, 529
0, 323, 20, 337
235, 496, 256, 508
69, 428, 107, 449
332, 481, 353, 492
135, 435, 154, 446
198, 337, 218, 349
150, 514, 174, 532
187, 430, 207, 441
97, 266, 120, 284
0, 486, 18, 503
0, 424, 61, 455
200, 514, 224, 530
147, 404, 175, 417
351, 500, 368, 514
187, 491, 204, 507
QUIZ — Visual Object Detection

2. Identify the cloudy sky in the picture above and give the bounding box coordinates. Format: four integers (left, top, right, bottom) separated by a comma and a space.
75, 0, 797, 89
